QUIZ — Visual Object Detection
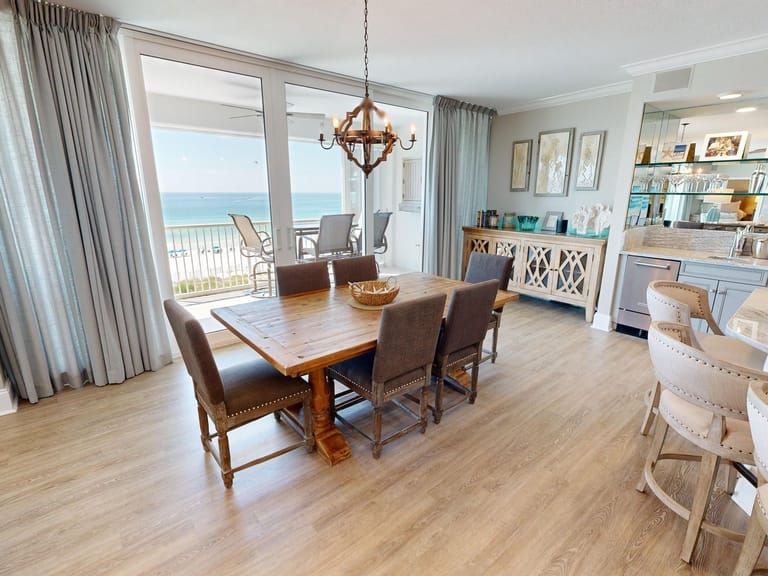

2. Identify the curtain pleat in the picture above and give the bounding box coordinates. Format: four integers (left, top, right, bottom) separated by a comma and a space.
424, 95, 495, 278
0, 0, 171, 402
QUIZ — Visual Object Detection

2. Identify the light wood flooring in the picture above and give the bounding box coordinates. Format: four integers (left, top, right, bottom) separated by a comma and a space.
1, 296, 765, 575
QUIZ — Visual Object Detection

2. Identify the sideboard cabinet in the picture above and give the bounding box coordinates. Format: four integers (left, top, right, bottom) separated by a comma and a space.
462, 227, 607, 322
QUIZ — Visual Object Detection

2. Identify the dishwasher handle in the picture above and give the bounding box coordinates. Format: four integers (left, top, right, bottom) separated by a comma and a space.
633, 261, 672, 270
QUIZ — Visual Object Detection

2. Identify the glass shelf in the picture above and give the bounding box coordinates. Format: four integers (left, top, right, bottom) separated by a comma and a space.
635, 157, 768, 169
629, 192, 768, 196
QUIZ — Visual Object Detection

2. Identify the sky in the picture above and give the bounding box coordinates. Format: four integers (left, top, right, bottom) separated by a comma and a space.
151, 128, 340, 194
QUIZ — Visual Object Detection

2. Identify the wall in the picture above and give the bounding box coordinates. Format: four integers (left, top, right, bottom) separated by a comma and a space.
487, 93, 631, 223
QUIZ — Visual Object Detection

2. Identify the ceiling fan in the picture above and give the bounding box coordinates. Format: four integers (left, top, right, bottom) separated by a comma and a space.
221, 103, 324, 120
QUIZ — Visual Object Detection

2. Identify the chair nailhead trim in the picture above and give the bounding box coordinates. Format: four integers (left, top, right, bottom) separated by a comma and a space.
661, 406, 753, 457
328, 369, 426, 396
748, 396, 768, 474
228, 390, 307, 417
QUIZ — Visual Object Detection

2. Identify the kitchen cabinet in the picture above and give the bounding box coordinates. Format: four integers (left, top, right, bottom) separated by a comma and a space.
462, 227, 606, 322
677, 260, 768, 331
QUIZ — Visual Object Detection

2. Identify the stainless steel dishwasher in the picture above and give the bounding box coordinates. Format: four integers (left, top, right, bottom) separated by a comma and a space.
616, 255, 681, 335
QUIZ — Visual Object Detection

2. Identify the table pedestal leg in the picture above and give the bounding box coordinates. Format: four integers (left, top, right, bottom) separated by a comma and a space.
308, 368, 351, 464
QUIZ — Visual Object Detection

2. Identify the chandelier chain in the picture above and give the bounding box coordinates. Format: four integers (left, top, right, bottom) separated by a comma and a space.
363, 0, 369, 96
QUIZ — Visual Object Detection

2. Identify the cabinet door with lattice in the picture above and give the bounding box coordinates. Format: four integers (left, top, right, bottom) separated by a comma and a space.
520, 241, 555, 295
551, 246, 595, 304
494, 237, 523, 288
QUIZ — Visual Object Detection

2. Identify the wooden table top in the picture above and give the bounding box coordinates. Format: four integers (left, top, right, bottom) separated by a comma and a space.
211, 271, 519, 377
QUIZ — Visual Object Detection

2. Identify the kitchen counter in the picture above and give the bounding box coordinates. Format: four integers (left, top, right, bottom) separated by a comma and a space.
620, 246, 768, 270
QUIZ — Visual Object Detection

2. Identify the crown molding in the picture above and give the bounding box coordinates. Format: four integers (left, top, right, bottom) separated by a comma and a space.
497, 81, 632, 115
622, 33, 768, 77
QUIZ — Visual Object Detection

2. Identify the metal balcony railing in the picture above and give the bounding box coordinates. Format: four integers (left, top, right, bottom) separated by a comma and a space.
166, 219, 318, 298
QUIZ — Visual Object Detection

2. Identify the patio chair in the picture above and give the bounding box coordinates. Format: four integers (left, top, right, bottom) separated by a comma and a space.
352, 210, 392, 255
298, 213, 355, 261
229, 213, 274, 296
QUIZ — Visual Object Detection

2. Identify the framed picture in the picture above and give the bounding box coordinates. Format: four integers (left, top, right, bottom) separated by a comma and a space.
660, 142, 696, 163
574, 130, 605, 190
534, 128, 575, 197
542, 211, 563, 232
510, 139, 532, 191
699, 131, 750, 161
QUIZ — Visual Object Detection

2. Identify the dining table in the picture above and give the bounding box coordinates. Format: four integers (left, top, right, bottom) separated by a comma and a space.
211, 271, 519, 465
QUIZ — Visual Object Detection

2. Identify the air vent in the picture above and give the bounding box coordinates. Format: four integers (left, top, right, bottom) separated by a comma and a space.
653, 67, 693, 93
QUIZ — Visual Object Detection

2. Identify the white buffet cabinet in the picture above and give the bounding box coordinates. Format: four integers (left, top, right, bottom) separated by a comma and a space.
462, 227, 607, 322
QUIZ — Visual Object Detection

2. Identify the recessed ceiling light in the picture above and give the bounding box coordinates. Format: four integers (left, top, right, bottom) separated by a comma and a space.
718, 92, 742, 100
737, 106, 757, 113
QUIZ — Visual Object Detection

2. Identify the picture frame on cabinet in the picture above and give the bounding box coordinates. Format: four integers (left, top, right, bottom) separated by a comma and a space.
574, 130, 605, 190
699, 131, 750, 161
534, 128, 574, 197
542, 211, 564, 232
510, 139, 532, 191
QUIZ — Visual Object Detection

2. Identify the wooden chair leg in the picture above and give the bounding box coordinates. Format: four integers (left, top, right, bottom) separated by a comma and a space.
468, 359, 480, 404
372, 405, 382, 459
724, 460, 738, 496
434, 374, 445, 424
637, 418, 668, 493
734, 499, 767, 576
218, 432, 233, 489
639, 381, 661, 436
491, 316, 500, 363
197, 403, 211, 452
681, 452, 720, 563
420, 384, 428, 433
303, 394, 314, 452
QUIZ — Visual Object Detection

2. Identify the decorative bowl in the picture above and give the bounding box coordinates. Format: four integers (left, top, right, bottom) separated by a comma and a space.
517, 215, 539, 231
349, 279, 399, 306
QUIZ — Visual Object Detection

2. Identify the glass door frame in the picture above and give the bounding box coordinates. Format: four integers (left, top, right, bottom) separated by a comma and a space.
120, 29, 433, 301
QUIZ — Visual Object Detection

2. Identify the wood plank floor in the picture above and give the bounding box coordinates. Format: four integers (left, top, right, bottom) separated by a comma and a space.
1, 296, 764, 575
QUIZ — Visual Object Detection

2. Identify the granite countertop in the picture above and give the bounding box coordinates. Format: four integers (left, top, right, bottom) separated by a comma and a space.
620, 246, 768, 270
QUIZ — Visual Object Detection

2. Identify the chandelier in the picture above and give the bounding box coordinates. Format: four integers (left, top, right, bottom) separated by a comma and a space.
319, 0, 415, 176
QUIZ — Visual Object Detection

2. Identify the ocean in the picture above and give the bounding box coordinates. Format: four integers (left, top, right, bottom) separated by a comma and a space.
161, 192, 342, 225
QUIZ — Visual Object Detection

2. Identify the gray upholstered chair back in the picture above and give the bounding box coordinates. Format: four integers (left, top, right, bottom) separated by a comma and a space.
163, 299, 224, 407
372, 294, 446, 385
276, 261, 330, 296
464, 251, 513, 290
437, 279, 499, 356
332, 255, 378, 286
317, 214, 355, 254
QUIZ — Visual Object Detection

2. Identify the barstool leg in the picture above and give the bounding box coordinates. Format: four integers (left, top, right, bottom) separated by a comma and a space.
733, 499, 766, 576
681, 452, 719, 563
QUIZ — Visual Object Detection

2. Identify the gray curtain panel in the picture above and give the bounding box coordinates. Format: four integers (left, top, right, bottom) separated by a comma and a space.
424, 95, 495, 278
0, 0, 170, 402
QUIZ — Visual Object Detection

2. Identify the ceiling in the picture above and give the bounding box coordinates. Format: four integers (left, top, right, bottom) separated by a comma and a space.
53, 0, 768, 113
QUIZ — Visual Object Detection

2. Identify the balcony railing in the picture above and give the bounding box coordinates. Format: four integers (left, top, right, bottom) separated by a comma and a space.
166, 219, 318, 298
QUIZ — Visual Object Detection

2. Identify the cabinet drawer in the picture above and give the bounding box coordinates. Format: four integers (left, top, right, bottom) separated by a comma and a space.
678, 261, 768, 286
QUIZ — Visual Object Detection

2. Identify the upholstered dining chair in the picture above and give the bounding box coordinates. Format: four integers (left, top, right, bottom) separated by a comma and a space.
733, 380, 768, 576
463, 251, 514, 364
229, 213, 274, 296
431, 279, 499, 424
640, 280, 767, 435
275, 260, 331, 296
327, 293, 446, 458
637, 321, 764, 563
298, 213, 355, 261
331, 254, 378, 286
163, 299, 313, 488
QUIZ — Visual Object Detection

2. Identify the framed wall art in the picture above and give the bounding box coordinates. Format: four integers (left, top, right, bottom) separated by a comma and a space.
534, 128, 574, 197
574, 130, 605, 191
699, 131, 750, 161
510, 139, 532, 191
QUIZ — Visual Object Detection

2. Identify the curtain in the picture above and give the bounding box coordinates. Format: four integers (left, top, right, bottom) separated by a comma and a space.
424, 95, 496, 278
0, 0, 170, 402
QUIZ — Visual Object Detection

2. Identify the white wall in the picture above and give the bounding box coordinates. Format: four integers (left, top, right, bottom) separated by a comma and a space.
487, 93, 631, 222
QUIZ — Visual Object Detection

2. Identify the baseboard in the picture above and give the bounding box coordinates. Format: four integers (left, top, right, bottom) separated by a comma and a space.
0, 375, 18, 416
590, 312, 613, 332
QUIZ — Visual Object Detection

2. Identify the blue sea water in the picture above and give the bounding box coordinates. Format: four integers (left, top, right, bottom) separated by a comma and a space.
161, 192, 342, 225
